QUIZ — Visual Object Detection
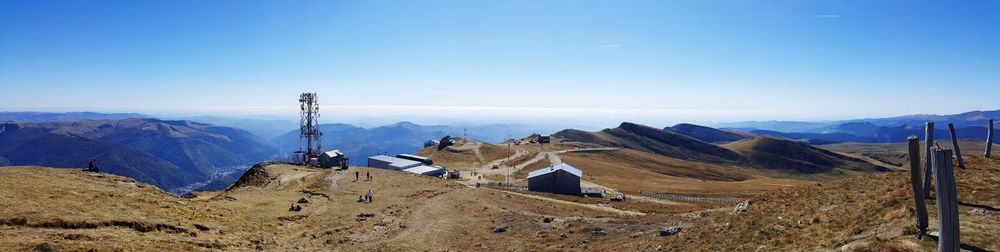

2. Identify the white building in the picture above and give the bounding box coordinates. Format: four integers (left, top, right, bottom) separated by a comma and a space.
367, 155, 422, 170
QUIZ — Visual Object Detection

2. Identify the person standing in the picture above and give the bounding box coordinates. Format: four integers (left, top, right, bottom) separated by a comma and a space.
366, 171, 371, 181
355, 170, 359, 181
367, 189, 374, 203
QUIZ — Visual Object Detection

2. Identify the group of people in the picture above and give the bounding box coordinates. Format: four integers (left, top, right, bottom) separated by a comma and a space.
354, 170, 373, 181
358, 189, 374, 203
351, 169, 375, 203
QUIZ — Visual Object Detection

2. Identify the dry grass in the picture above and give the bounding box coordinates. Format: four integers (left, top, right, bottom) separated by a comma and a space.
2, 153, 997, 251
513, 158, 551, 179
821, 140, 996, 170
502, 153, 532, 167
558, 149, 803, 195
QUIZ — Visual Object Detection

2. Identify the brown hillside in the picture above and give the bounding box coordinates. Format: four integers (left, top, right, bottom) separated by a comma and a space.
557, 149, 805, 195
821, 140, 995, 169
415, 140, 509, 169
724, 137, 888, 178
554, 122, 747, 165
2, 156, 998, 251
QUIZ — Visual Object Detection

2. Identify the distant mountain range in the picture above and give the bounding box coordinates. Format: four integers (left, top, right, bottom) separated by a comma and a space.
0, 118, 277, 192
0, 111, 149, 122
271, 122, 539, 163
717, 110, 999, 144
2, 109, 995, 192
165, 116, 298, 140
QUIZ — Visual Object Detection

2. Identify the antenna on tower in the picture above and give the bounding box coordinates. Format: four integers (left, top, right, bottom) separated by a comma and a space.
298, 92, 322, 164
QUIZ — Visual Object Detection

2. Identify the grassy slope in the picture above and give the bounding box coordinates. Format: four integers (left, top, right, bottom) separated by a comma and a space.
554, 122, 747, 166
643, 156, 1000, 251
723, 137, 887, 178
557, 149, 805, 195
2, 157, 998, 251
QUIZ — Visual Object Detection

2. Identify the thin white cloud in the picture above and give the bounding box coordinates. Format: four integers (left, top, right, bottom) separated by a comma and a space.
562, 44, 622, 50
808, 14, 840, 19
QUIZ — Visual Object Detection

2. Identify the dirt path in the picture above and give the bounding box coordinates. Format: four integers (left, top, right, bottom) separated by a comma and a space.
510, 147, 620, 176
463, 147, 621, 186
329, 169, 360, 193
835, 151, 904, 171
446, 142, 484, 163
492, 189, 645, 216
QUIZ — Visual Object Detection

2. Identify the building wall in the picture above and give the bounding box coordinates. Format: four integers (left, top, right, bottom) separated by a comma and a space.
319, 155, 343, 168
368, 157, 393, 169
389, 162, 421, 170
527, 170, 581, 196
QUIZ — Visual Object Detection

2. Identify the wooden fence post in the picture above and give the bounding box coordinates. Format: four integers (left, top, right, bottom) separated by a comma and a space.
907, 136, 928, 237
987, 119, 994, 158
922, 122, 934, 198
948, 123, 965, 169
931, 148, 960, 252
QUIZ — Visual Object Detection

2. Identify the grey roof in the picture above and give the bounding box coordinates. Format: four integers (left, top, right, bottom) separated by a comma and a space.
322, 150, 344, 157
402, 165, 444, 175
526, 163, 582, 179
368, 155, 422, 168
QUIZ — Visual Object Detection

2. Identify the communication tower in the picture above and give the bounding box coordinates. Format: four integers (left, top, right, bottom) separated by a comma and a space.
298, 92, 322, 163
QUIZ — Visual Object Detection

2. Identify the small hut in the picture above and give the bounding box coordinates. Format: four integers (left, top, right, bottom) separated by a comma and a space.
318, 150, 348, 169
527, 163, 582, 196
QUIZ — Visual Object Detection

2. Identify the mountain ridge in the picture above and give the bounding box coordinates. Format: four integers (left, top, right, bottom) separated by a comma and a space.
555, 122, 884, 177
0, 119, 277, 192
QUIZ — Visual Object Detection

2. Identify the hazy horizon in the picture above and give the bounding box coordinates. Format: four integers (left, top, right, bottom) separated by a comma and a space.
2, 107, 996, 133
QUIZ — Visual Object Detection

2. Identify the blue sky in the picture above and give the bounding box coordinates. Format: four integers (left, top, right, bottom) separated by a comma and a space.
1, 0, 999, 127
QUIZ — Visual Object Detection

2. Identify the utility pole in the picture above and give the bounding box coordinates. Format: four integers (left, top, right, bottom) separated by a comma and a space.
507, 128, 511, 186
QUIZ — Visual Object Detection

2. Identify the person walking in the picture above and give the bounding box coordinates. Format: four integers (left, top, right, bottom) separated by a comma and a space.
366, 171, 371, 181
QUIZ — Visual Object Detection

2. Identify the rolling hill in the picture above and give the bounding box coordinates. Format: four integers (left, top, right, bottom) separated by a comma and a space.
723, 137, 888, 176
553, 122, 748, 166
664, 123, 748, 143
0, 119, 278, 191
555, 122, 885, 178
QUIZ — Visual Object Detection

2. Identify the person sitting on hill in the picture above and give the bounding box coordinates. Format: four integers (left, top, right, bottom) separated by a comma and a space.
84, 159, 99, 173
